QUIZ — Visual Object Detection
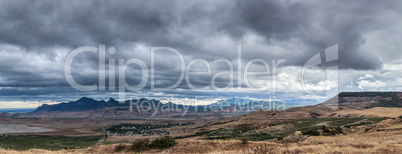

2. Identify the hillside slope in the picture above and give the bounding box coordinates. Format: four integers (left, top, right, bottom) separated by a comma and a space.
3, 117, 401, 153
322, 92, 402, 110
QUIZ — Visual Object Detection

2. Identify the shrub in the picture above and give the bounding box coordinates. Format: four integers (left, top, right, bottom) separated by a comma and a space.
149, 136, 177, 150
127, 136, 178, 152
398, 115, 402, 119
241, 138, 249, 145
322, 125, 330, 133
302, 129, 320, 136
334, 127, 343, 134
114, 144, 127, 152
130, 138, 150, 152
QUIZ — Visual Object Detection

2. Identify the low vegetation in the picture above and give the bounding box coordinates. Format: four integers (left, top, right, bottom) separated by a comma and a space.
174, 130, 215, 139
113, 144, 126, 152
181, 117, 387, 141
261, 117, 385, 139
206, 128, 276, 141
302, 125, 343, 136
130, 138, 151, 151
149, 136, 178, 149
0, 135, 102, 151
241, 138, 249, 145
301, 129, 320, 136
345, 122, 374, 128
114, 136, 177, 152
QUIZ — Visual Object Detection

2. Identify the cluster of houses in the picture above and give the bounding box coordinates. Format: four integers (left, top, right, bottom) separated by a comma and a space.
108, 129, 170, 136
106, 123, 194, 136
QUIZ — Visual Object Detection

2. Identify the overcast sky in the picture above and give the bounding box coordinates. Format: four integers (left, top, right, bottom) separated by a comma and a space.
1, 0, 402, 108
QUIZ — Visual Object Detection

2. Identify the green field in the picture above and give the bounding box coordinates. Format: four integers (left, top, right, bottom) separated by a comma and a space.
0, 135, 102, 151
206, 128, 276, 141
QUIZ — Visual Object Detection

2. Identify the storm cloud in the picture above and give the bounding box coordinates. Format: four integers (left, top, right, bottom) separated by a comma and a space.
0, 0, 401, 106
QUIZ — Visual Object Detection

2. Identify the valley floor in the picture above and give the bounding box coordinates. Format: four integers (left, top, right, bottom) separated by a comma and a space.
1, 118, 401, 154
1, 106, 402, 153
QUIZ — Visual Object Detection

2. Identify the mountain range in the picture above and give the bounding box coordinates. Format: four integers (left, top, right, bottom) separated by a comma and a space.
5, 92, 402, 119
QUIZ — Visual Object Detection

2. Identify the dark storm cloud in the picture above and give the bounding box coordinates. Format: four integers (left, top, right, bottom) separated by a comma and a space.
1, 0, 398, 66
227, 1, 309, 40
0, 0, 180, 49
218, 0, 401, 69
0, 0, 401, 101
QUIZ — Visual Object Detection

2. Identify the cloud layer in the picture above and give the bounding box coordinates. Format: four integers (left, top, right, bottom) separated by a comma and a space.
0, 0, 402, 107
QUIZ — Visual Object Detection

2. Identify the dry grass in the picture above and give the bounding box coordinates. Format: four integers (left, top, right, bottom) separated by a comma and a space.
1, 113, 402, 153
334, 107, 402, 118
2, 126, 401, 154
27, 119, 402, 153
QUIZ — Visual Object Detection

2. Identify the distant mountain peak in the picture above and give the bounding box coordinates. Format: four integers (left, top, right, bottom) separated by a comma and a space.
77, 97, 94, 102
107, 98, 117, 103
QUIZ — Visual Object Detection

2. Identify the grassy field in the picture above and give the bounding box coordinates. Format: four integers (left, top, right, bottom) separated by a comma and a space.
335, 107, 402, 118
183, 117, 387, 141
0, 135, 102, 151
206, 128, 276, 141
260, 117, 385, 138
102, 140, 131, 145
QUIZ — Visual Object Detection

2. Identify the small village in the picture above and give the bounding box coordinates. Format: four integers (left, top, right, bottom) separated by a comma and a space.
106, 123, 194, 136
